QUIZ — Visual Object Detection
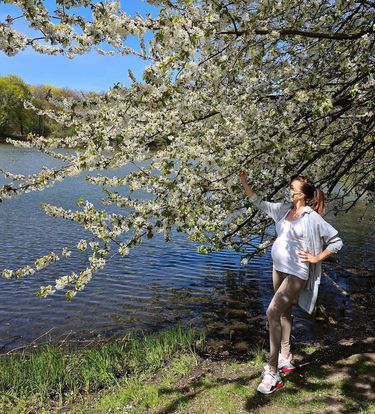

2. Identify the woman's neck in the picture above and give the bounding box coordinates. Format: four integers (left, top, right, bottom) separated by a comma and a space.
292, 200, 306, 211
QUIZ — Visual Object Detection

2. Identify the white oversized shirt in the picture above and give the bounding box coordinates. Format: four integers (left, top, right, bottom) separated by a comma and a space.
271, 211, 309, 280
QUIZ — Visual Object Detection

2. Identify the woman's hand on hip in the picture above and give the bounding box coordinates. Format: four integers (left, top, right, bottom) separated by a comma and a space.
298, 250, 320, 264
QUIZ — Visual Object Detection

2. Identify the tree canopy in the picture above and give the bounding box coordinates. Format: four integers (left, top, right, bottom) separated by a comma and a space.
0, 74, 82, 139
0, 0, 374, 299
0, 74, 32, 137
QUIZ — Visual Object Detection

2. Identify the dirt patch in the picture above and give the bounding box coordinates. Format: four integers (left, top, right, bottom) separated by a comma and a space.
333, 353, 374, 400
172, 357, 257, 390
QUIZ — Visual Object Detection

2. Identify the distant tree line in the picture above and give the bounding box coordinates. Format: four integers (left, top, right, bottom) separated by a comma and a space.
0, 74, 94, 141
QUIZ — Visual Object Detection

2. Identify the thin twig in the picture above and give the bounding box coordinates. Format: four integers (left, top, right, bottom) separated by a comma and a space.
5, 327, 55, 355
322, 271, 350, 297
58, 330, 73, 348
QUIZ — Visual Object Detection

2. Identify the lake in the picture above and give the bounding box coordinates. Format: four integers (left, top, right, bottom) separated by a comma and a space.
0, 143, 374, 353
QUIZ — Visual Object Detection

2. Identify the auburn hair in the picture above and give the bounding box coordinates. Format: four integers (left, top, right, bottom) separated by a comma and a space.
290, 175, 326, 216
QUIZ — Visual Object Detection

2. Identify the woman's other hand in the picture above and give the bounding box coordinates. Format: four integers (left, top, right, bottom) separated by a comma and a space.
298, 250, 320, 264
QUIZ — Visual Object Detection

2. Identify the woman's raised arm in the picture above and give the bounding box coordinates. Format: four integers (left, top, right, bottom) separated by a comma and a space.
239, 170, 255, 200
239, 170, 288, 222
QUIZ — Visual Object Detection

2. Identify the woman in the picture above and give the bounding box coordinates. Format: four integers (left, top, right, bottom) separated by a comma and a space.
239, 171, 343, 394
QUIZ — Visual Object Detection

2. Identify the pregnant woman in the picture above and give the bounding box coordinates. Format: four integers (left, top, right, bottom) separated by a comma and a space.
239, 171, 343, 394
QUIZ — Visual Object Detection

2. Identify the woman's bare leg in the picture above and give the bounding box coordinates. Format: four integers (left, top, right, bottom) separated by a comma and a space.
280, 305, 293, 359
267, 274, 306, 371
272, 268, 293, 359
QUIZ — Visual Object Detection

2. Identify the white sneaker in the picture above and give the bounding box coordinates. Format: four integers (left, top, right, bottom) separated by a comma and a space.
257, 365, 284, 394
278, 353, 296, 373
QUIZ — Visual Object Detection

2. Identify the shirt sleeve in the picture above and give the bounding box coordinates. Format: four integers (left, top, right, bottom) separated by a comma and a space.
318, 217, 343, 253
248, 193, 288, 222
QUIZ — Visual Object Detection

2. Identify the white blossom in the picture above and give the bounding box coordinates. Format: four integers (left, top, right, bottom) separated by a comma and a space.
77, 239, 88, 251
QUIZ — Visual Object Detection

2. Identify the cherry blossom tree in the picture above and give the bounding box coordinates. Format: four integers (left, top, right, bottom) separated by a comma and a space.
0, 0, 374, 299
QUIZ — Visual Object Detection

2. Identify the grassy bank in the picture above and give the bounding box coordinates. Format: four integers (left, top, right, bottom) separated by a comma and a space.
0, 328, 374, 413
0, 326, 203, 413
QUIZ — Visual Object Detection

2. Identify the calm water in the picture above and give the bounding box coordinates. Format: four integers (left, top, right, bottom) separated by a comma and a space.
0, 143, 374, 352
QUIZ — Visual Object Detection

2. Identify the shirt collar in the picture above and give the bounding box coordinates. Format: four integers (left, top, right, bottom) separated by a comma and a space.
289, 204, 314, 216
302, 206, 314, 215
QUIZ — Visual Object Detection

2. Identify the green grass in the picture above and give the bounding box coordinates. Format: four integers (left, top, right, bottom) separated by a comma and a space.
301, 344, 318, 355
83, 341, 374, 414
0, 325, 203, 413
246, 344, 268, 368
0, 328, 374, 414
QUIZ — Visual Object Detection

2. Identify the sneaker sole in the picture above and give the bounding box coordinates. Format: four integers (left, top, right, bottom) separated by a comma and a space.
257, 381, 284, 394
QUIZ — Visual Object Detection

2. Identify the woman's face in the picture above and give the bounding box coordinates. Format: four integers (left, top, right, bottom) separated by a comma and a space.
289, 180, 305, 202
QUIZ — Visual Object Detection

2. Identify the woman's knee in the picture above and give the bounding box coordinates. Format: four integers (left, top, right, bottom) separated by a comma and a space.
281, 305, 293, 319
266, 304, 281, 321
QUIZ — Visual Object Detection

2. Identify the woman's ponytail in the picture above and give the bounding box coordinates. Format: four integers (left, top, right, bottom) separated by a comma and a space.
312, 188, 326, 216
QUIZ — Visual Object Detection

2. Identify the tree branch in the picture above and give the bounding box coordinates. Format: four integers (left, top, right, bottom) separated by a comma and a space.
217, 27, 372, 40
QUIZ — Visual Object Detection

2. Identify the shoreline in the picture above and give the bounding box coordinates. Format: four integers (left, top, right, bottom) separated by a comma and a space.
0, 283, 374, 413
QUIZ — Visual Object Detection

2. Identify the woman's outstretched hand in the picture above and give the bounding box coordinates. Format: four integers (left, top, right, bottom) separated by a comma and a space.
239, 170, 248, 181
239, 170, 255, 199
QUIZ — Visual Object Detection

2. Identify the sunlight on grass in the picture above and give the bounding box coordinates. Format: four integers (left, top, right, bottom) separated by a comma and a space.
246, 344, 268, 368
302, 344, 318, 355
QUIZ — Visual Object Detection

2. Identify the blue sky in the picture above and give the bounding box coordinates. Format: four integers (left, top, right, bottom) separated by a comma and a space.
0, 1, 160, 92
